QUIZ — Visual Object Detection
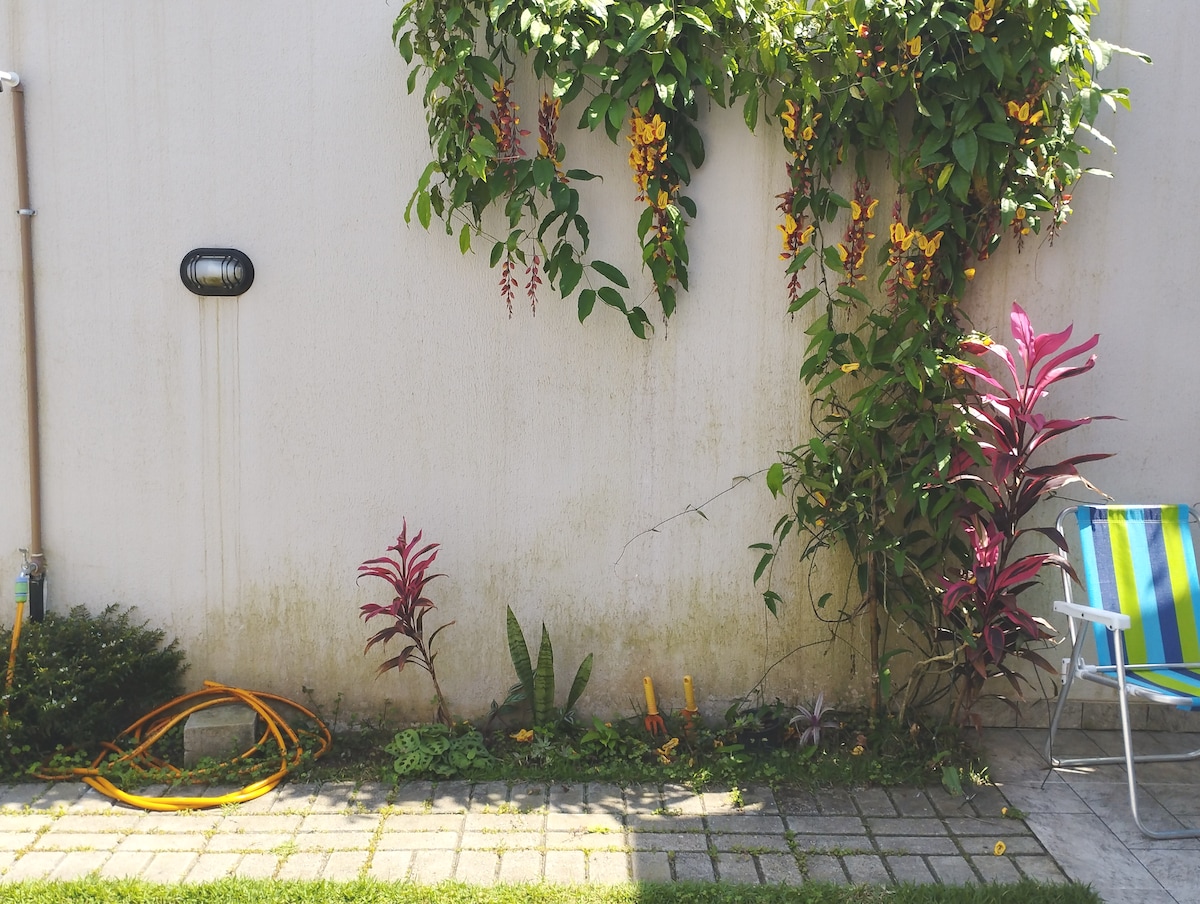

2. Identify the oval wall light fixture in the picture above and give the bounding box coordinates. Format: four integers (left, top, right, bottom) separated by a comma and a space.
180, 248, 254, 296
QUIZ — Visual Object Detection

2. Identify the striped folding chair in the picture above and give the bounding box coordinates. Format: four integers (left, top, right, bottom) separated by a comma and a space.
1046, 504, 1200, 839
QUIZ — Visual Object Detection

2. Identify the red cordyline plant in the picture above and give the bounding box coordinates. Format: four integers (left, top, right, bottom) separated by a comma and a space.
941, 302, 1112, 725
358, 521, 454, 727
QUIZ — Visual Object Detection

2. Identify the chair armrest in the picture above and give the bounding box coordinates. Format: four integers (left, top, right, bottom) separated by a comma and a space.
1054, 600, 1131, 631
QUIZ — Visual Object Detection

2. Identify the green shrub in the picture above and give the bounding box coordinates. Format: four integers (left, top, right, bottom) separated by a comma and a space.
0, 604, 187, 772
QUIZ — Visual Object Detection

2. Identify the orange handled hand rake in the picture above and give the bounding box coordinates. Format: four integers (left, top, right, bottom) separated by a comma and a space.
643, 676, 666, 737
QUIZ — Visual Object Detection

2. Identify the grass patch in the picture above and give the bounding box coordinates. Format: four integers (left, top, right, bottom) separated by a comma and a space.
0, 879, 1102, 904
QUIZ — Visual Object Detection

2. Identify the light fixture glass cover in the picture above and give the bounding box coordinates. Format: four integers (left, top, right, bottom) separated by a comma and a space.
180, 248, 254, 296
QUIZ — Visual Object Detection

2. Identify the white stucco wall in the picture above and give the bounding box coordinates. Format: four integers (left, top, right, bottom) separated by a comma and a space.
0, 0, 1191, 724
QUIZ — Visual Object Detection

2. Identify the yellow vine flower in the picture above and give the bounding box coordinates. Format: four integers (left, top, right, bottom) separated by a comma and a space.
969, 0, 995, 33
851, 745, 865, 756
841, 362, 860, 373
918, 230, 944, 258
906, 35, 922, 57
781, 101, 799, 140
511, 728, 534, 743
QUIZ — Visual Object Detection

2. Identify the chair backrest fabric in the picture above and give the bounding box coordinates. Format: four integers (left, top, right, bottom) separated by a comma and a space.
1075, 505, 1200, 668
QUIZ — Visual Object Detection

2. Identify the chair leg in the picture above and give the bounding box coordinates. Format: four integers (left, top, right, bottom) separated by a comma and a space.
1115, 665, 1200, 839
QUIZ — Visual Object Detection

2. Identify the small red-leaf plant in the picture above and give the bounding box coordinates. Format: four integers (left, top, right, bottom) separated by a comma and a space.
941, 302, 1113, 726
358, 521, 454, 727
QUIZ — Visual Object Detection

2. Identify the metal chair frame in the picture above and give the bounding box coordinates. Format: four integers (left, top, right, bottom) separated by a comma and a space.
1046, 504, 1200, 840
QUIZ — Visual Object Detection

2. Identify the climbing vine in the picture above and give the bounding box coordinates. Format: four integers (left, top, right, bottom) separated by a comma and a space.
393, 0, 1143, 719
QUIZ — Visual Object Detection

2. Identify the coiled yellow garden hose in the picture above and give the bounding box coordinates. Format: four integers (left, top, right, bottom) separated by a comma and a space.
35, 680, 331, 811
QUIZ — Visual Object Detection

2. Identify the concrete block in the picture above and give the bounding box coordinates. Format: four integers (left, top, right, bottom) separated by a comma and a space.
184, 704, 258, 767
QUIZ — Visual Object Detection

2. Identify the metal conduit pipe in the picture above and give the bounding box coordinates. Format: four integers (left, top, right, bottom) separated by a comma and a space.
1, 70, 46, 619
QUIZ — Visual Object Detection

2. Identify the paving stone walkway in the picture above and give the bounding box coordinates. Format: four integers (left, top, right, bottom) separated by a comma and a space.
0, 777, 1063, 886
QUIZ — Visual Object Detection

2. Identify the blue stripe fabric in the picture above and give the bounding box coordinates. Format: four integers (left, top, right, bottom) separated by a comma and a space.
1077, 506, 1117, 667
1074, 505, 1200, 710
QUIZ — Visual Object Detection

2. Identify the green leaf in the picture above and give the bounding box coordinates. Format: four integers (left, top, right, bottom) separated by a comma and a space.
505, 607, 534, 702
416, 191, 432, 229
598, 286, 625, 310
559, 258, 583, 296
458, 224, 472, 254
766, 462, 784, 498
951, 132, 977, 172
533, 624, 555, 726
591, 259, 630, 288
564, 653, 593, 716
935, 163, 954, 191
578, 289, 597, 321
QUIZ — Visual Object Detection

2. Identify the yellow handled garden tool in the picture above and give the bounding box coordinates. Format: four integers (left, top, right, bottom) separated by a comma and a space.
643, 676, 666, 737
681, 675, 699, 734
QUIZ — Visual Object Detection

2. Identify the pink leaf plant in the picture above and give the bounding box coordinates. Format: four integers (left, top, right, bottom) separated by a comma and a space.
942, 303, 1112, 723
358, 520, 455, 726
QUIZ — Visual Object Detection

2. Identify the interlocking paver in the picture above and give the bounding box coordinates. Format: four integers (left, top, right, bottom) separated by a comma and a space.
757, 852, 803, 884
456, 849, 498, 884
389, 781, 433, 811
114, 834, 207, 852
309, 782, 356, 812
971, 854, 1023, 883
803, 854, 849, 884
376, 830, 459, 850
707, 813, 785, 834
498, 849, 542, 882
351, 781, 391, 810
298, 813, 380, 833
544, 849, 586, 882
409, 849, 455, 882
143, 851, 198, 882
0, 783, 45, 809
786, 814, 864, 834
872, 834, 959, 856
843, 853, 890, 884
469, 782, 509, 811
431, 781, 472, 812
588, 850, 629, 884
99, 850, 154, 878
463, 812, 543, 832
926, 855, 979, 884
791, 834, 870, 853
206, 834, 289, 853
50, 849, 108, 879
885, 854, 936, 883
889, 789, 936, 817
234, 853, 278, 878
460, 830, 541, 850
220, 814, 303, 833
630, 831, 708, 851
630, 850, 671, 882
545, 812, 622, 833
36, 832, 123, 850
854, 788, 899, 817
547, 783, 586, 813
295, 831, 376, 850
585, 783, 625, 815
673, 851, 716, 881
323, 850, 368, 880
0, 833, 39, 850
715, 852, 759, 883
711, 832, 791, 853
626, 813, 704, 832
1012, 855, 1068, 882
865, 816, 948, 836
277, 852, 326, 880
367, 849, 412, 880
383, 813, 463, 832
182, 853, 241, 883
